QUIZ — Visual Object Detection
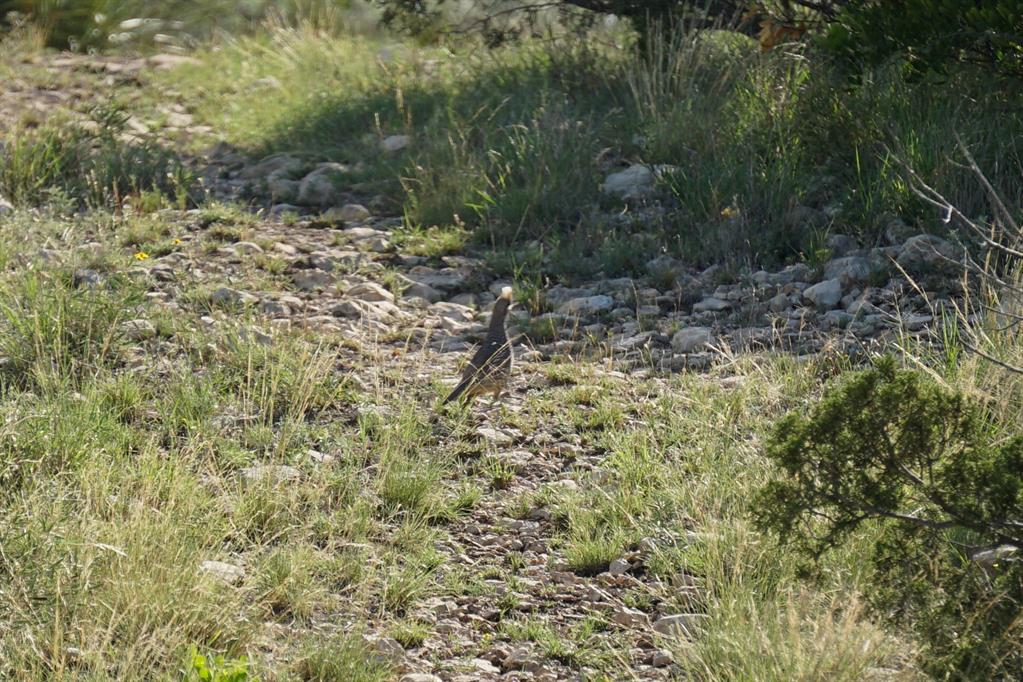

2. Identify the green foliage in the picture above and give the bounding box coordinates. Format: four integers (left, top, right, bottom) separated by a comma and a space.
822, 0, 1023, 80
0, 268, 142, 392
187, 648, 250, 682
757, 357, 1023, 678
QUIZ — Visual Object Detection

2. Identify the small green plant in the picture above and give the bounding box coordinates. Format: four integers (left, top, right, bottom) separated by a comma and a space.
186, 648, 249, 682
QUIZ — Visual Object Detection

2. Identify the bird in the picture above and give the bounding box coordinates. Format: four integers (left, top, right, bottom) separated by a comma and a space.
442, 286, 514, 406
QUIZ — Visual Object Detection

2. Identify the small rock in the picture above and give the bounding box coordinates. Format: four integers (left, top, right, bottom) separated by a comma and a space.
239, 154, 303, 180
692, 297, 731, 313
671, 326, 713, 353
260, 299, 292, 317
825, 234, 859, 258
608, 558, 632, 575
233, 241, 264, 255
823, 256, 872, 285
557, 295, 614, 316
469, 658, 501, 675
72, 268, 102, 288
803, 278, 843, 310
364, 236, 391, 253
399, 675, 441, 682
297, 163, 350, 207
266, 174, 300, 204
406, 266, 467, 292
291, 270, 333, 291
346, 281, 394, 303
884, 217, 914, 246
613, 606, 649, 627
211, 287, 255, 307
199, 560, 245, 585
476, 425, 514, 445
651, 649, 674, 667
325, 203, 371, 223
381, 134, 411, 153
601, 164, 655, 200
306, 449, 334, 465
122, 318, 157, 341
652, 614, 704, 638
768, 292, 793, 313
240, 465, 300, 484
403, 281, 444, 302
902, 313, 933, 332
784, 204, 827, 229
0, 196, 13, 215
331, 298, 402, 320
269, 203, 302, 218
503, 646, 534, 670
896, 234, 958, 273
822, 310, 853, 330
365, 635, 405, 664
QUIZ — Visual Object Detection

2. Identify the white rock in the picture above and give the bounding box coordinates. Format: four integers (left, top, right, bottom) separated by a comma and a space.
306, 449, 334, 465
613, 606, 649, 627
381, 134, 411, 153
823, 256, 872, 285
399, 675, 441, 682
325, 203, 371, 223
0, 196, 13, 216
364, 635, 405, 663
651, 649, 675, 667
211, 287, 258, 306
671, 326, 713, 353
692, 297, 731, 313
122, 318, 156, 340
239, 154, 302, 180
896, 234, 957, 273
199, 560, 245, 585
240, 465, 300, 484
608, 558, 632, 575
902, 313, 933, 331
332, 298, 402, 320
803, 278, 843, 310
297, 163, 350, 207
260, 299, 292, 317
346, 281, 394, 303
601, 164, 655, 199
269, 202, 301, 217
292, 270, 333, 291
406, 266, 467, 292
652, 613, 706, 638
403, 281, 444, 302
503, 646, 534, 670
233, 241, 264, 255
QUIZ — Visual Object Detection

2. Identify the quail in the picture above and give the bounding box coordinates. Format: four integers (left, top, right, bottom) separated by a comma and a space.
442, 286, 514, 405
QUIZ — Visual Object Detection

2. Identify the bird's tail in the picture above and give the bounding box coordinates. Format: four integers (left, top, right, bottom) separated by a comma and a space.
442, 378, 472, 405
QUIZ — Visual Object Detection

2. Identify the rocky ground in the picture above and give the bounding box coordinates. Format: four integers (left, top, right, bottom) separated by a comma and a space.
1, 51, 936, 681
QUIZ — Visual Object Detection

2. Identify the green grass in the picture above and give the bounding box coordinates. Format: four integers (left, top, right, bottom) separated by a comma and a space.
0, 108, 194, 210
152, 20, 1023, 277
3, 10, 1023, 680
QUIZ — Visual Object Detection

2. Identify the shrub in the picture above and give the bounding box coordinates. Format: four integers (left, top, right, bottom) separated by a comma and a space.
756, 356, 1023, 678
822, 0, 1023, 80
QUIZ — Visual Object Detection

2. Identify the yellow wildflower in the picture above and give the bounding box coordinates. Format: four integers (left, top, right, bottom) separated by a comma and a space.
134, 251, 149, 261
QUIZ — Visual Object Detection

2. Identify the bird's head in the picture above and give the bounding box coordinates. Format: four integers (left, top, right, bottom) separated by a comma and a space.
499, 286, 514, 302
